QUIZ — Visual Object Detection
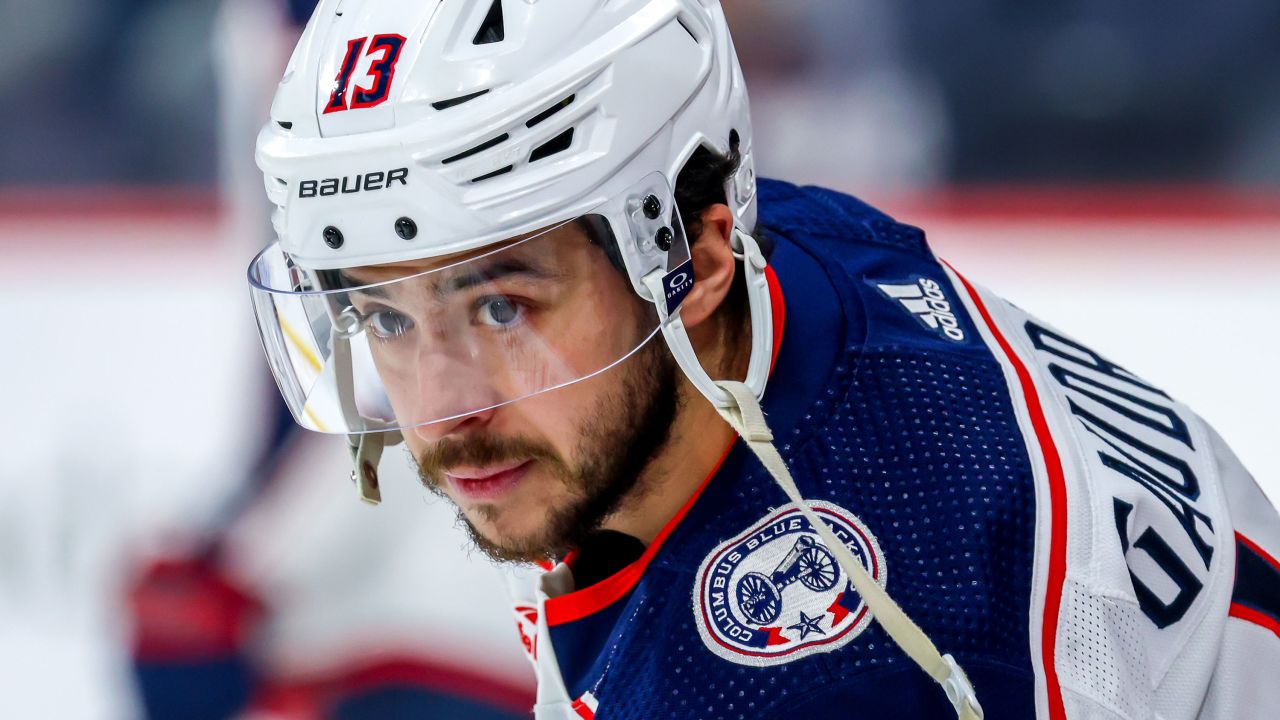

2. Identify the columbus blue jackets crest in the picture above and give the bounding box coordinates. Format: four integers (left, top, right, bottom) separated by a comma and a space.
693, 501, 886, 666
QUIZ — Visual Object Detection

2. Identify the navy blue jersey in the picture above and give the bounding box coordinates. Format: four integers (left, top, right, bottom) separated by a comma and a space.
523, 180, 1037, 718
517, 179, 1280, 720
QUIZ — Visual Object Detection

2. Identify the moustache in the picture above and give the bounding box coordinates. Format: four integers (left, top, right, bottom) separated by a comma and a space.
415, 434, 566, 488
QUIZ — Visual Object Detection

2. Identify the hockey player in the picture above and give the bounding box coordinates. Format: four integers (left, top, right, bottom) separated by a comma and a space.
245, 1, 1280, 718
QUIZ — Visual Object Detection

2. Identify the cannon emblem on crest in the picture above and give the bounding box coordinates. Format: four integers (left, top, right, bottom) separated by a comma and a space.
735, 535, 839, 625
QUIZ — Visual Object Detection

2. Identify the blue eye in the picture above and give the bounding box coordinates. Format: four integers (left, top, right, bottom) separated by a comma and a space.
477, 296, 523, 327
365, 309, 414, 339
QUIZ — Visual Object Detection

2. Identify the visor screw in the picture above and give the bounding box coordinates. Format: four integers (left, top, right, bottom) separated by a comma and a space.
395, 217, 418, 240
323, 226, 344, 249
655, 226, 674, 252
642, 194, 663, 220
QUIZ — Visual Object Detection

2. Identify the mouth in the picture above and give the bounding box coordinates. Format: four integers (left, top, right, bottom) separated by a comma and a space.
445, 460, 532, 503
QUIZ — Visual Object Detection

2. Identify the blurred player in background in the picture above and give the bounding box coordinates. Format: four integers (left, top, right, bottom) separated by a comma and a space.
125, 1, 532, 718
244, 1, 1280, 719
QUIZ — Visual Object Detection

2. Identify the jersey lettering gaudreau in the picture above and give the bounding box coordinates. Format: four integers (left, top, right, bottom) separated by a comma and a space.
509, 179, 1280, 720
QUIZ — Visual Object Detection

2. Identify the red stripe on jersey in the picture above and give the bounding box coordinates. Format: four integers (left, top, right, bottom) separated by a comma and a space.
572, 695, 597, 719
544, 266, 787, 627
945, 262, 1069, 720
1230, 532, 1280, 638
1237, 532, 1280, 574
1229, 602, 1280, 639
766, 263, 786, 373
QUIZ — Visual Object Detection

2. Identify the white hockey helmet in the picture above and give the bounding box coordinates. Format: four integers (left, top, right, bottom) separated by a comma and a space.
246, 0, 772, 498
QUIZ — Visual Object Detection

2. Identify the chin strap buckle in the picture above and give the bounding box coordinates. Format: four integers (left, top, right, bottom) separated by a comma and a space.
941, 653, 984, 720
348, 432, 392, 505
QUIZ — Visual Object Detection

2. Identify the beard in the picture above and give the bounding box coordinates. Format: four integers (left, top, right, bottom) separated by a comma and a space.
413, 336, 680, 564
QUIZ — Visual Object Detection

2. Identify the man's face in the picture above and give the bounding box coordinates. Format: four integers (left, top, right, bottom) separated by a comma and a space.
340, 222, 679, 562
414, 334, 678, 563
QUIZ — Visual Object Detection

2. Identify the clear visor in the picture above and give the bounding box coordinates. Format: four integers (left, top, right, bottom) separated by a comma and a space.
247, 178, 690, 434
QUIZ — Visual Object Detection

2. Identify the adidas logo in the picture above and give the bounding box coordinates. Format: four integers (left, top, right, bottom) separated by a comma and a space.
876, 277, 966, 342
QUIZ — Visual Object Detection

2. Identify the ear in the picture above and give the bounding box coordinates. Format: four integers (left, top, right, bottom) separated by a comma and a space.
678, 204, 736, 331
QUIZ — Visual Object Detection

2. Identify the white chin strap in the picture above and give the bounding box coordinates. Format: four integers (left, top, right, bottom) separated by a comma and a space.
646, 229, 774, 409
715, 381, 984, 719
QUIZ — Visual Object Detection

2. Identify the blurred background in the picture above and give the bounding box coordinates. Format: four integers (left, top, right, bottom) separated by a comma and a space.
1, 0, 1277, 718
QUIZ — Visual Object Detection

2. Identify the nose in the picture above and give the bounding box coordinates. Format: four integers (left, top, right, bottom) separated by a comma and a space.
406, 342, 503, 443
412, 406, 497, 444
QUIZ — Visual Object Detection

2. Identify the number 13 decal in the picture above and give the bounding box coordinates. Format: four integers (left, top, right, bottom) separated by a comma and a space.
324, 34, 407, 114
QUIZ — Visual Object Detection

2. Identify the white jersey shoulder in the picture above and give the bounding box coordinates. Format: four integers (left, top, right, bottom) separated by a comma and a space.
944, 266, 1280, 720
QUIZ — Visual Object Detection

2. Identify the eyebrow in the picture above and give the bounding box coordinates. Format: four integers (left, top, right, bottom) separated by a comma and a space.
338, 258, 559, 301
337, 270, 391, 298
445, 259, 560, 297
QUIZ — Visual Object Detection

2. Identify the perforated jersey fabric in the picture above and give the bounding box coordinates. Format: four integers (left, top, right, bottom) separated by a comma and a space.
540, 180, 1041, 719
1056, 579, 1152, 719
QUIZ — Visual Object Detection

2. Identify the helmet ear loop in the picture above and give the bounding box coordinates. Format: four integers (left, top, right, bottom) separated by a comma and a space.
644, 227, 772, 410
733, 228, 772, 399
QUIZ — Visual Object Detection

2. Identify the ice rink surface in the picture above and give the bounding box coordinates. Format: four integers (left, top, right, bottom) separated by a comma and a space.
1, 194, 1276, 717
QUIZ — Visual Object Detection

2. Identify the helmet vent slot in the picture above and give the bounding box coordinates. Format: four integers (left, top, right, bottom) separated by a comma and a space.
471, 165, 513, 183
432, 89, 491, 111
677, 16, 699, 44
442, 133, 510, 165
276, 120, 293, 130
472, 0, 505, 45
525, 95, 576, 128
529, 128, 575, 163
